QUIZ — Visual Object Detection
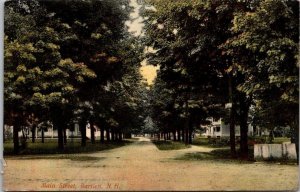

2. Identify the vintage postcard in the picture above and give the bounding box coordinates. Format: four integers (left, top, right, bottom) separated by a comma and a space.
3, 0, 299, 191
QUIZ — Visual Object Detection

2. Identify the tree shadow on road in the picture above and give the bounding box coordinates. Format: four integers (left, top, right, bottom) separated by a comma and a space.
4, 140, 133, 156
9, 155, 106, 161
174, 148, 255, 164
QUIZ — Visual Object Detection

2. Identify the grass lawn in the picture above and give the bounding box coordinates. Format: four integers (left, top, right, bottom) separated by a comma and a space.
192, 136, 229, 148
272, 137, 291, 144
175, 147, 255, 163
193, 136, 291, 146
180, 136, 296, 164
152, 140, 190, 150
4, 138, 133, 156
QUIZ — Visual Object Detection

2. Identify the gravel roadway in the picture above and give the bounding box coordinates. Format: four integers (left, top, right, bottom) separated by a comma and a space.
3, 137, 299, 191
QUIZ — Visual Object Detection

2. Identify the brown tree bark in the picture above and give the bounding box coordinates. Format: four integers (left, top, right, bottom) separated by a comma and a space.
80, 121, 86, 147
182, 128, 185, 143
63, 127, 67, 145
228, 75, 236, 158
90, 120, 95, 144
229, 106, 237, 158
51, 107, 64, 150
290, 112, 299, 164
173, 131, 176, 141
31, 125, 36, 143
41, 128, 45, 143
111, 129, 115, 141
106, 128, 110, 141
239, 94, 251, 160
100, 127, 105, 143
188, 122, 192, 144
119, 132, 122, 141
53, 121, 64, 150
13, 121, 20, 154
177, 130, 181, 141
184, 118, 190, 145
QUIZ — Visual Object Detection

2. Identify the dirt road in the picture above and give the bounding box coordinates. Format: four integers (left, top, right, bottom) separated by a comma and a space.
4, 137, 299, 191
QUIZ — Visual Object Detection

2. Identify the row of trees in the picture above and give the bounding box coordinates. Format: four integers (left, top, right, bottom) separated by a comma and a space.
5, 0, 148, 154
142, 0, 299, 160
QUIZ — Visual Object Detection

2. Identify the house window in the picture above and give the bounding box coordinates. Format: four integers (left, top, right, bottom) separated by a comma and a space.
216, 127, 220, 132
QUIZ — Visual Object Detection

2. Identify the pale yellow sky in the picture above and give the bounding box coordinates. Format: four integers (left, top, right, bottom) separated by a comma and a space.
126, 0, 158, 86
140, 63, 159, 85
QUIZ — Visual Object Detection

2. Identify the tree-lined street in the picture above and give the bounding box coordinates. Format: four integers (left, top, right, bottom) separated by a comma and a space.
3, 0, 299, 191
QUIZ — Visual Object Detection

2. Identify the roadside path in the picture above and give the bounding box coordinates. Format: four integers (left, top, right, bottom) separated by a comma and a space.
4, 137, 298, 191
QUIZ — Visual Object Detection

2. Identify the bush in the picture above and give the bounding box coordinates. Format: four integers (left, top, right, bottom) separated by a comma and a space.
248, 136, 266, 145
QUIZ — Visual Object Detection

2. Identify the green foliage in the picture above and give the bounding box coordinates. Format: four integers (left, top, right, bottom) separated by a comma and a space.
224, 1, 298, 104
4, 0, 147, 151
222, 1, 299, 136
143, 0, 233, 136
4, 0, 298, 155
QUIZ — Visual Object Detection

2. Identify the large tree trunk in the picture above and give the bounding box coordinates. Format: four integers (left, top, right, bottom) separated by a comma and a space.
240, 116, 248, 159
41, 128, 45, 143
184, 118, 190, 145
63, 128, 67, 145
90, 120, 95, 144
115, 131, 118, 141
239, 94, 251, 160
13, 122, 20, 154
188, 121, 193, 144
53, 121, 64, 150
184, 99, 190, 145
119, 132, 122, 141
173, 131, 176, 141
100, 127, 105, 143
290, 112, 299, 164
80, 121, 86, 147
51, 107, 64, 150
124, 133, 132, 139
31, 124, 36, 143
185, 124, 189, 145
106, 128, 110, 141
229, 106, 237, 158
111, 129, 115, 141
228, 75, 237, 158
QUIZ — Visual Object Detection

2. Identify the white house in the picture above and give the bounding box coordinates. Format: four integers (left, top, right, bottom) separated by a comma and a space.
4, 123, 101, 140
202, 117, 254, 138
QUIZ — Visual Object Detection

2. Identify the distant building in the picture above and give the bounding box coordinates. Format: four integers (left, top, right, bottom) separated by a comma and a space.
202, 117, 254, 138
4, 123, 101, 140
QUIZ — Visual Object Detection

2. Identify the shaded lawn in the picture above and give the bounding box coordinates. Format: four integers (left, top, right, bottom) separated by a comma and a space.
4, 139, 133, 156
152, 140, 191, 150
175, 148, 253, 163
272, 137, 290, 144
192, 136, 291, 147
175, 147, 297, 164
192, 136, 229, 148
